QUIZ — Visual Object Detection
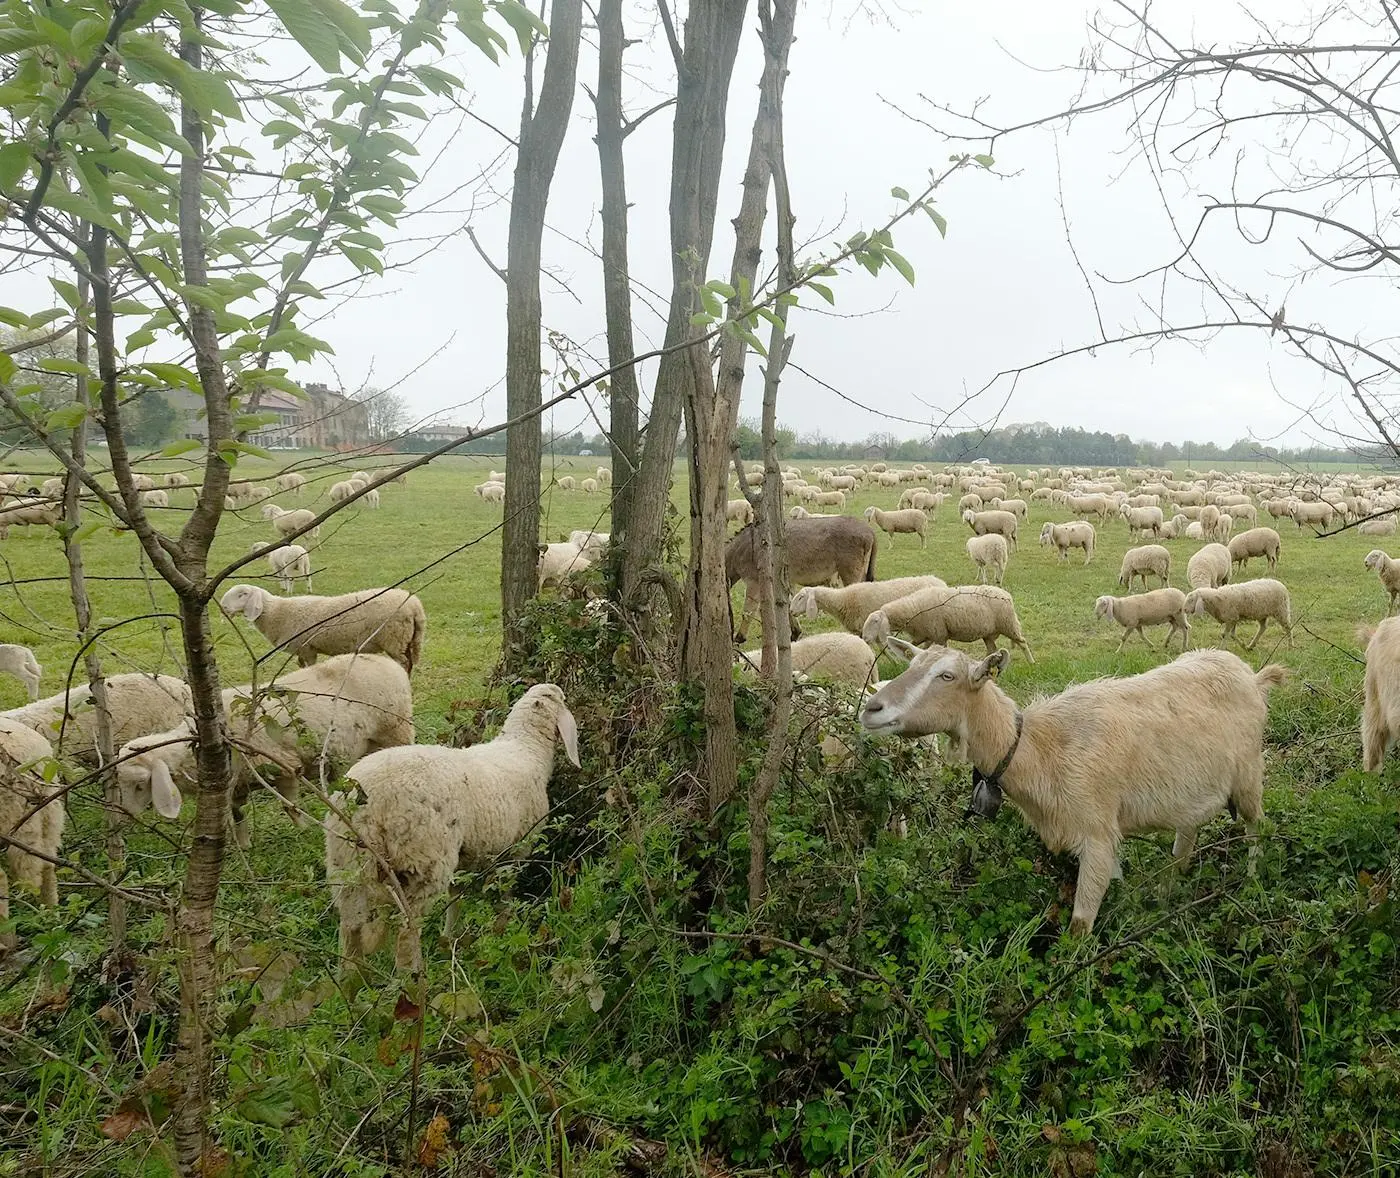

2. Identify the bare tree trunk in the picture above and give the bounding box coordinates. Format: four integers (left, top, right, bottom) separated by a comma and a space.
64, 262, 123, 960
593, 0, 640, 564
619, 0, 748, 614
679, 0, 793, 816
746, 0, 798, 909
501, 0, 584, 661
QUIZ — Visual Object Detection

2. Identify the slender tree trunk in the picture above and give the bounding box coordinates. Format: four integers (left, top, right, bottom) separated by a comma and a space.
593, 0, 640, 563
64, 263, 123, 959
747, 0, 798, 908
501, 0, 584, 661
619, 0, 748, 614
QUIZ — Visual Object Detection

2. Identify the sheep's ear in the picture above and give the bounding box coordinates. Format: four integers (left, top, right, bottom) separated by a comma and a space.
804, 592, 819, 621
555, 705, 581, 768
1356, 624, 1376, 651
150, 760, 183, 819
884, 636, 921, 664
240, 590, 264, 622
971, 649, 1009, 685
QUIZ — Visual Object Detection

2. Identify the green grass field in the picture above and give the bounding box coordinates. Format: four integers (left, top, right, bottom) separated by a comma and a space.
3, 449, 1398, 1176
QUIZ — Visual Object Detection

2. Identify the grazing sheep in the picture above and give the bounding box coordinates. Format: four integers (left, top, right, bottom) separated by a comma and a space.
791, 575, 949, 634
987, 497, 1028, 519
0, 719, 62, 954
966, 533, 1009, 585
220, 584, 426, 673
274, 472, 306, 495
1093, 589, 1191, 652
1186, 543, 1232, 589
1038, 521, 1095, 565
862, 584, 1034, 664
859, 646, 1287, 934
813, 490, 846, 509
737, 632, 878, 689
957, 493, 983, 513
480, 483, 505, 505
726, 498, 755, 526
474, 480, 503, 497
266, 506, 320, 540
131, 473, 155, 491
0, 645, 41, 701
962, 508, 1018, 551
0, 500, 60, 539
1118, 544, 1171, 591
1227, 527, 1281, 572
119, 654, 414, 849
329, 480, 359, 503
538, 541, 594, 590
556, 476, 576, 491
1183, 580, 1293, 649
582, 478, 599, 494
863, 505, 927, 547
1360, 617, 1400, 771
163, 472, 192, 490
1068, 493, 1113, 521
325, 683, 580, 972
727, 517, 877, 642
1291, 500, 1334, 529
1120, 505, 1164, 538
250, 542, 313, 594
359, 488, 381, 509
2, 673, 191, 765
1359, 515, 1397, 537
39, 477, 64, 499
596, 466, 612, 487
1365, 549, 1400, 613
1199, 504, 1221, 540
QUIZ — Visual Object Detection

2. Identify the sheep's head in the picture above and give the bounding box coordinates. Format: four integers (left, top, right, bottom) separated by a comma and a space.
1038, 522, 1053, 545
511, 683, 581, 768
219, 584, 266, 622
1183, 589, 1206, 616
116, 727, 195, 820
860, 609, 893, 647
1365, 549, 1386, 571
862, 506, 876, 521
961, 510, 974, 527
861, 645, 1008, 739
791, 587, 818, 620
1093, 596, 1115, 621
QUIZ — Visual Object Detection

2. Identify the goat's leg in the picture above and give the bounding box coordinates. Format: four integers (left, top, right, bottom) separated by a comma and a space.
1069, 839, 1119, 936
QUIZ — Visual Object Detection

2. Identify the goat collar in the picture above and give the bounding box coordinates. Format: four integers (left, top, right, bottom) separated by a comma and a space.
966, 708, 1023, 820
984, 708, 1023, 784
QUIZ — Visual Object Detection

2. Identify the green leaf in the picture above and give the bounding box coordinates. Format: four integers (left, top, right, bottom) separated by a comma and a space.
704, 279, 736, 299
689, 312, 715, 327
46, 404, 88, 431
922, 205, 948, 238
161, 438, 202, 457
0, 351, 14, 384
141, 362, 202, 390
49, 278, 80, 309
973, 154, 995, 168
0, 307, 30, 329
807, 281, 835, 305
267, 0, 347, 72
493, 0, 549, 54
92, 80, 193, 156
38, 357, 89, 375
890, 185, 909, 201
0, 26, 45, 54
885, 248, 916, 286
125, 329, 157, 350
71, 520, 103, 543
44, 184, 123, 232
0, 142, 31, 191
307, 0, 373, 63
263, 119, 304, 145
337, 244, 383, 274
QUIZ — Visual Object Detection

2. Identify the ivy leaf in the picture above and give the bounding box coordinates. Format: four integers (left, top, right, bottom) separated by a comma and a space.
267, 0, 346, 72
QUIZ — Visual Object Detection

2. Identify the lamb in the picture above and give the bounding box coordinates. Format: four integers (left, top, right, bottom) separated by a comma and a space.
0, 719, 63, 954
1038, 521, 1095, 565
1117, 544, 1171, 591
118, 654, 414, 848
1183, 580, 1293, 649
726, 498, 755, 526
1227, 527, 1281, 572
220, 584, 426, 673
1360, 617, 1400, 771
962, 508, 1018, 551
863, 505, 927, 547
1093, 589, 1191, 652
736, 632, 878, 689
727, 516, 877, 642
538, 541, 594, 590
1186, 543, 1232, 589
266, 506, 320, 540
1, 673, 191, 765
581, 477, 599, 494
859, 645, 1287, 934
274, 472, 306, 495
862, 584, 1035, 664
0, 645, 41, 701
250, 542, 313, 594
966, 533, 1009, 585
324, 682, 579, 971
791, 575, 949, 633
1364, 549, 1400, 613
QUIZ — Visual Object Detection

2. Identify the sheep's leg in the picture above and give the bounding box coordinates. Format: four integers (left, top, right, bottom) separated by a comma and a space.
1245, 619, 1268, 650
1115, 629, 1129, 653
982, 636, 999, 655
1137, 625, 1155, 649
39, 860, 57, 907
1069, 840, 1119, 936
1171, 827, 1198, 865
1362, 688, 1390, 772
394, 912, 424, 974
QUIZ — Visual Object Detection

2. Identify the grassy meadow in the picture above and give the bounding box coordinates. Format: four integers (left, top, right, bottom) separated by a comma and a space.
3, 448, 1399, 1177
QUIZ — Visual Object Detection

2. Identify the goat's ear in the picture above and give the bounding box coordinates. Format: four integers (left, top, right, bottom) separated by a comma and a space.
150, 760, 183, 819
971, 649, 1010, 685
555, 704, 581, 768
884, 636, 920, 664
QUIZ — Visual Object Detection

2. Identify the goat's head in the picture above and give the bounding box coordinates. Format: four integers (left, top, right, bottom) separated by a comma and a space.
860, 644, 1008, 739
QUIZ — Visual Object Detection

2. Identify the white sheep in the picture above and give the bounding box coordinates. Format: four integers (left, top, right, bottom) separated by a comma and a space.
39, 477, 64, 499
863, 505, 928, 547
1227, 527, 1281, 572
596, 467, 612, 487
250, 542, 313, 594
324, 682, 580, 971
0, 645, 41, 701
1359, 516, 1397, 536
480, 483, 505, 505
118, 654, 414, 848
329, 480, 359, 503
0, 500, 60, 539
557, 476, 576, 491
1117, 544, 1171, 591
1365, 549, 1400, 613
859, 645, 1287, 934
814, 490, 846, 509
265, 506, 321, 540
736, 632, 878, 689
2, 673, 191, 765
1186, 543, 1232, 589
1183, 580, 1293, 649
359, 488, 381, 509
862, 584, 1034, 664
474, 480, 503, 497
791, 575, 948, 633
966, 533, 1009, 585
1093, 589, 1190, 652
567, 530, 609, 558
1038, 521, 1095, 565
274, 472, 306, 495
163, 472, 192, 490
538, 542, 594, 590
220, 584, 426, 673
1360, 617, 1400, 771
0, 718, 62, 954
1120, 505, 1164, 538
962, 508, 1018, 550
726, 498, 755, 526
582, 477, 599, 494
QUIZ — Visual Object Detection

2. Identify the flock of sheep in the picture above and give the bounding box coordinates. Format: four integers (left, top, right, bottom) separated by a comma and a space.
4, 454, 1400, 966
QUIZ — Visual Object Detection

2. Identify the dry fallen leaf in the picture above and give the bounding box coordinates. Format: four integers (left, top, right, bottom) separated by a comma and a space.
100, 1099, 152, 1142
416, 1114, 452, 1168
393, 992, 422, 1022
